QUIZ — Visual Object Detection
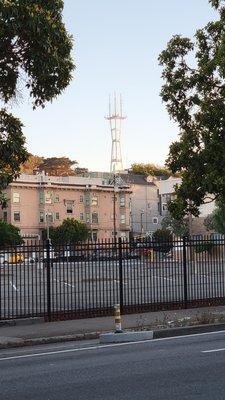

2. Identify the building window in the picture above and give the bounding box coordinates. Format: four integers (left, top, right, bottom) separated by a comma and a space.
54, 194, 60, 203
86, 213, 90, 223
45, 192, 52, 204
153, 217, 158, 224
120, 196, 125, 207
3, 211, 7, 222
46, 212, 53, 223
55, 212, 60, 220
39, 212, 45, 223
13, 193, 20, 203
80, 213, 84, 221
91, 196, 98, 206
79, 195, 84, 203
66, 201, 73, 214
92, 231, 98, 241
120, 214, 126, 224
14, 212, 20, 222
85, 195, 90, 206
162, 203, 168, 211
92, 212, 98, 224
39, 192, 44, 204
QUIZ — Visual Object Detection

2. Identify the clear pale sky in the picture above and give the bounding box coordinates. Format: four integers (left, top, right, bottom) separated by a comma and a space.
11, 0, 217, 172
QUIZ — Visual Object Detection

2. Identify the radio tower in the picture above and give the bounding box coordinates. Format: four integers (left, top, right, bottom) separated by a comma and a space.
106, 93, 126, 173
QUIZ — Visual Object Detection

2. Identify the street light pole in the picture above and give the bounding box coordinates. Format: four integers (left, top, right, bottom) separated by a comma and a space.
46, 212, 51, 243
113, 174, 117, 239
141, 210, 144, 235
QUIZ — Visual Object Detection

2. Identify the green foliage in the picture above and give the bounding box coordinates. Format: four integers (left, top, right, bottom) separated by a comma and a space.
130, 163, 174, 178
152, 229, 173, 253
204, 214, 215, 231
158, 0, 225, 219
204, 199, 225, 234
0, 220, 23, 246
161, 213, 189, 237
43, 218, 89, 245
20, 155, 86, 176
0, 1, 74, 204
194, 241, 214, 254
0, 110, 28, 191
38, 157, 78, 176
0, 0, 74, 108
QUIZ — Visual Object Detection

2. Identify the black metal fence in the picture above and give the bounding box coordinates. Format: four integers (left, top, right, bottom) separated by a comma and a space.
1, 236, 225, 321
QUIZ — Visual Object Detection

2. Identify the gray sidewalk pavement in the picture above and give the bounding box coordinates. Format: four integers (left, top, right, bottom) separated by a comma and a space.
1, 305, 225, 348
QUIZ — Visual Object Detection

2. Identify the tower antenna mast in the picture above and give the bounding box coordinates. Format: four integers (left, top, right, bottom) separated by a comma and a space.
105, 93, 126, 174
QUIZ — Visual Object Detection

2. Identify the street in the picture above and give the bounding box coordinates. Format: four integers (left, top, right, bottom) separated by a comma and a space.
1, 331, 225, 399
1, 258, 225, 319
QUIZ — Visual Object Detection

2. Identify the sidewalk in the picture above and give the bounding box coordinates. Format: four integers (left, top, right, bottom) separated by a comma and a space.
1, 306, 225, 349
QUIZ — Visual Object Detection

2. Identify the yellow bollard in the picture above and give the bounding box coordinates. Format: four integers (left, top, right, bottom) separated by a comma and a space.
114, 304, 122, 333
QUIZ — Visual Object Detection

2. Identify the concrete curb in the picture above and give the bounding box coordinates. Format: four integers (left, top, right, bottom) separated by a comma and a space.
0, 318, 44, 327
100, 330, 153, 343
153, 322, 225, 339
1, 322, 225, 350
0, 332, 100, 350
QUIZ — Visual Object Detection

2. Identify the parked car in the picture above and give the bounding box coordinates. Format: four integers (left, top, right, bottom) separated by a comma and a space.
90, 250, 117, 261
24, 252, 39, 263
0, 252, 24, 265
54, 249, 86, 262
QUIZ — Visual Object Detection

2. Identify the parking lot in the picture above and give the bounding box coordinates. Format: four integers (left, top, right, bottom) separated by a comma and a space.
1, 254, 225, 319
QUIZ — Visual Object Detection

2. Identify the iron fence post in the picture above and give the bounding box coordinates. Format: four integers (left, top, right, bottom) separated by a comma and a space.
183, 236, 188, 309
118, 238, 124, 314
46, 239, 52, 321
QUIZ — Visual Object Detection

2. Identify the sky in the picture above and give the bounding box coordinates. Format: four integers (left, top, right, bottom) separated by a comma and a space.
10, 0, 217, 172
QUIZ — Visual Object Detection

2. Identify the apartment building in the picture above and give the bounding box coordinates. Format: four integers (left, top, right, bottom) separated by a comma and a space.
157, 177, 216, 236
120, 174, 161, 236
75, 171, 162, 237
0, 173, 132, 241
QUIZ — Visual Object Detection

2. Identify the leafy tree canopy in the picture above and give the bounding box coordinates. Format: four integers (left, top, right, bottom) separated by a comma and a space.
38, 157, 77, 176
204, 198, 225, 234
20, 154, 44, 174
43, 218, 89, 245
158, 0, 225, 219
152, 229, 173, 253
0, 220, 23, 246
0, 0, 74, 204
161, 213, 189, 237
130, 163, 176, 179
20, 155, 87, 176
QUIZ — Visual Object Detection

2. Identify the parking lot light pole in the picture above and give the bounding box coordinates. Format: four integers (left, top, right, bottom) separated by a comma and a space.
46, 212, 52, 243
140, 210, 144, 235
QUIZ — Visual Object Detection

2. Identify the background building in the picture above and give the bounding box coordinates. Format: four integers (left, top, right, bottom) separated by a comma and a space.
120, 174, 161, 237
157, 177, 216, 236
0, 173, 131, 241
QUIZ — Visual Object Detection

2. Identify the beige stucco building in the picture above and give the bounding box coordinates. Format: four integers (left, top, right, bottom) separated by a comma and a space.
156, 177, 216, 236
0, 173, 132, 241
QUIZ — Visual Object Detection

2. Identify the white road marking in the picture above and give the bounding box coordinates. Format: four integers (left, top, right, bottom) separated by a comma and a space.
9, 281, 19, 292
54, 278, 75, 288
114, 280, 127, 285
62, 281, 75, 288
152, 275, 173, 281
202, 348, 225, 354
1, 329, 225, 362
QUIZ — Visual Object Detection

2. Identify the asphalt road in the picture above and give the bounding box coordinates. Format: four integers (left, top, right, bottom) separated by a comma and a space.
1, 331, 225, 399
1, 259, 225, 318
